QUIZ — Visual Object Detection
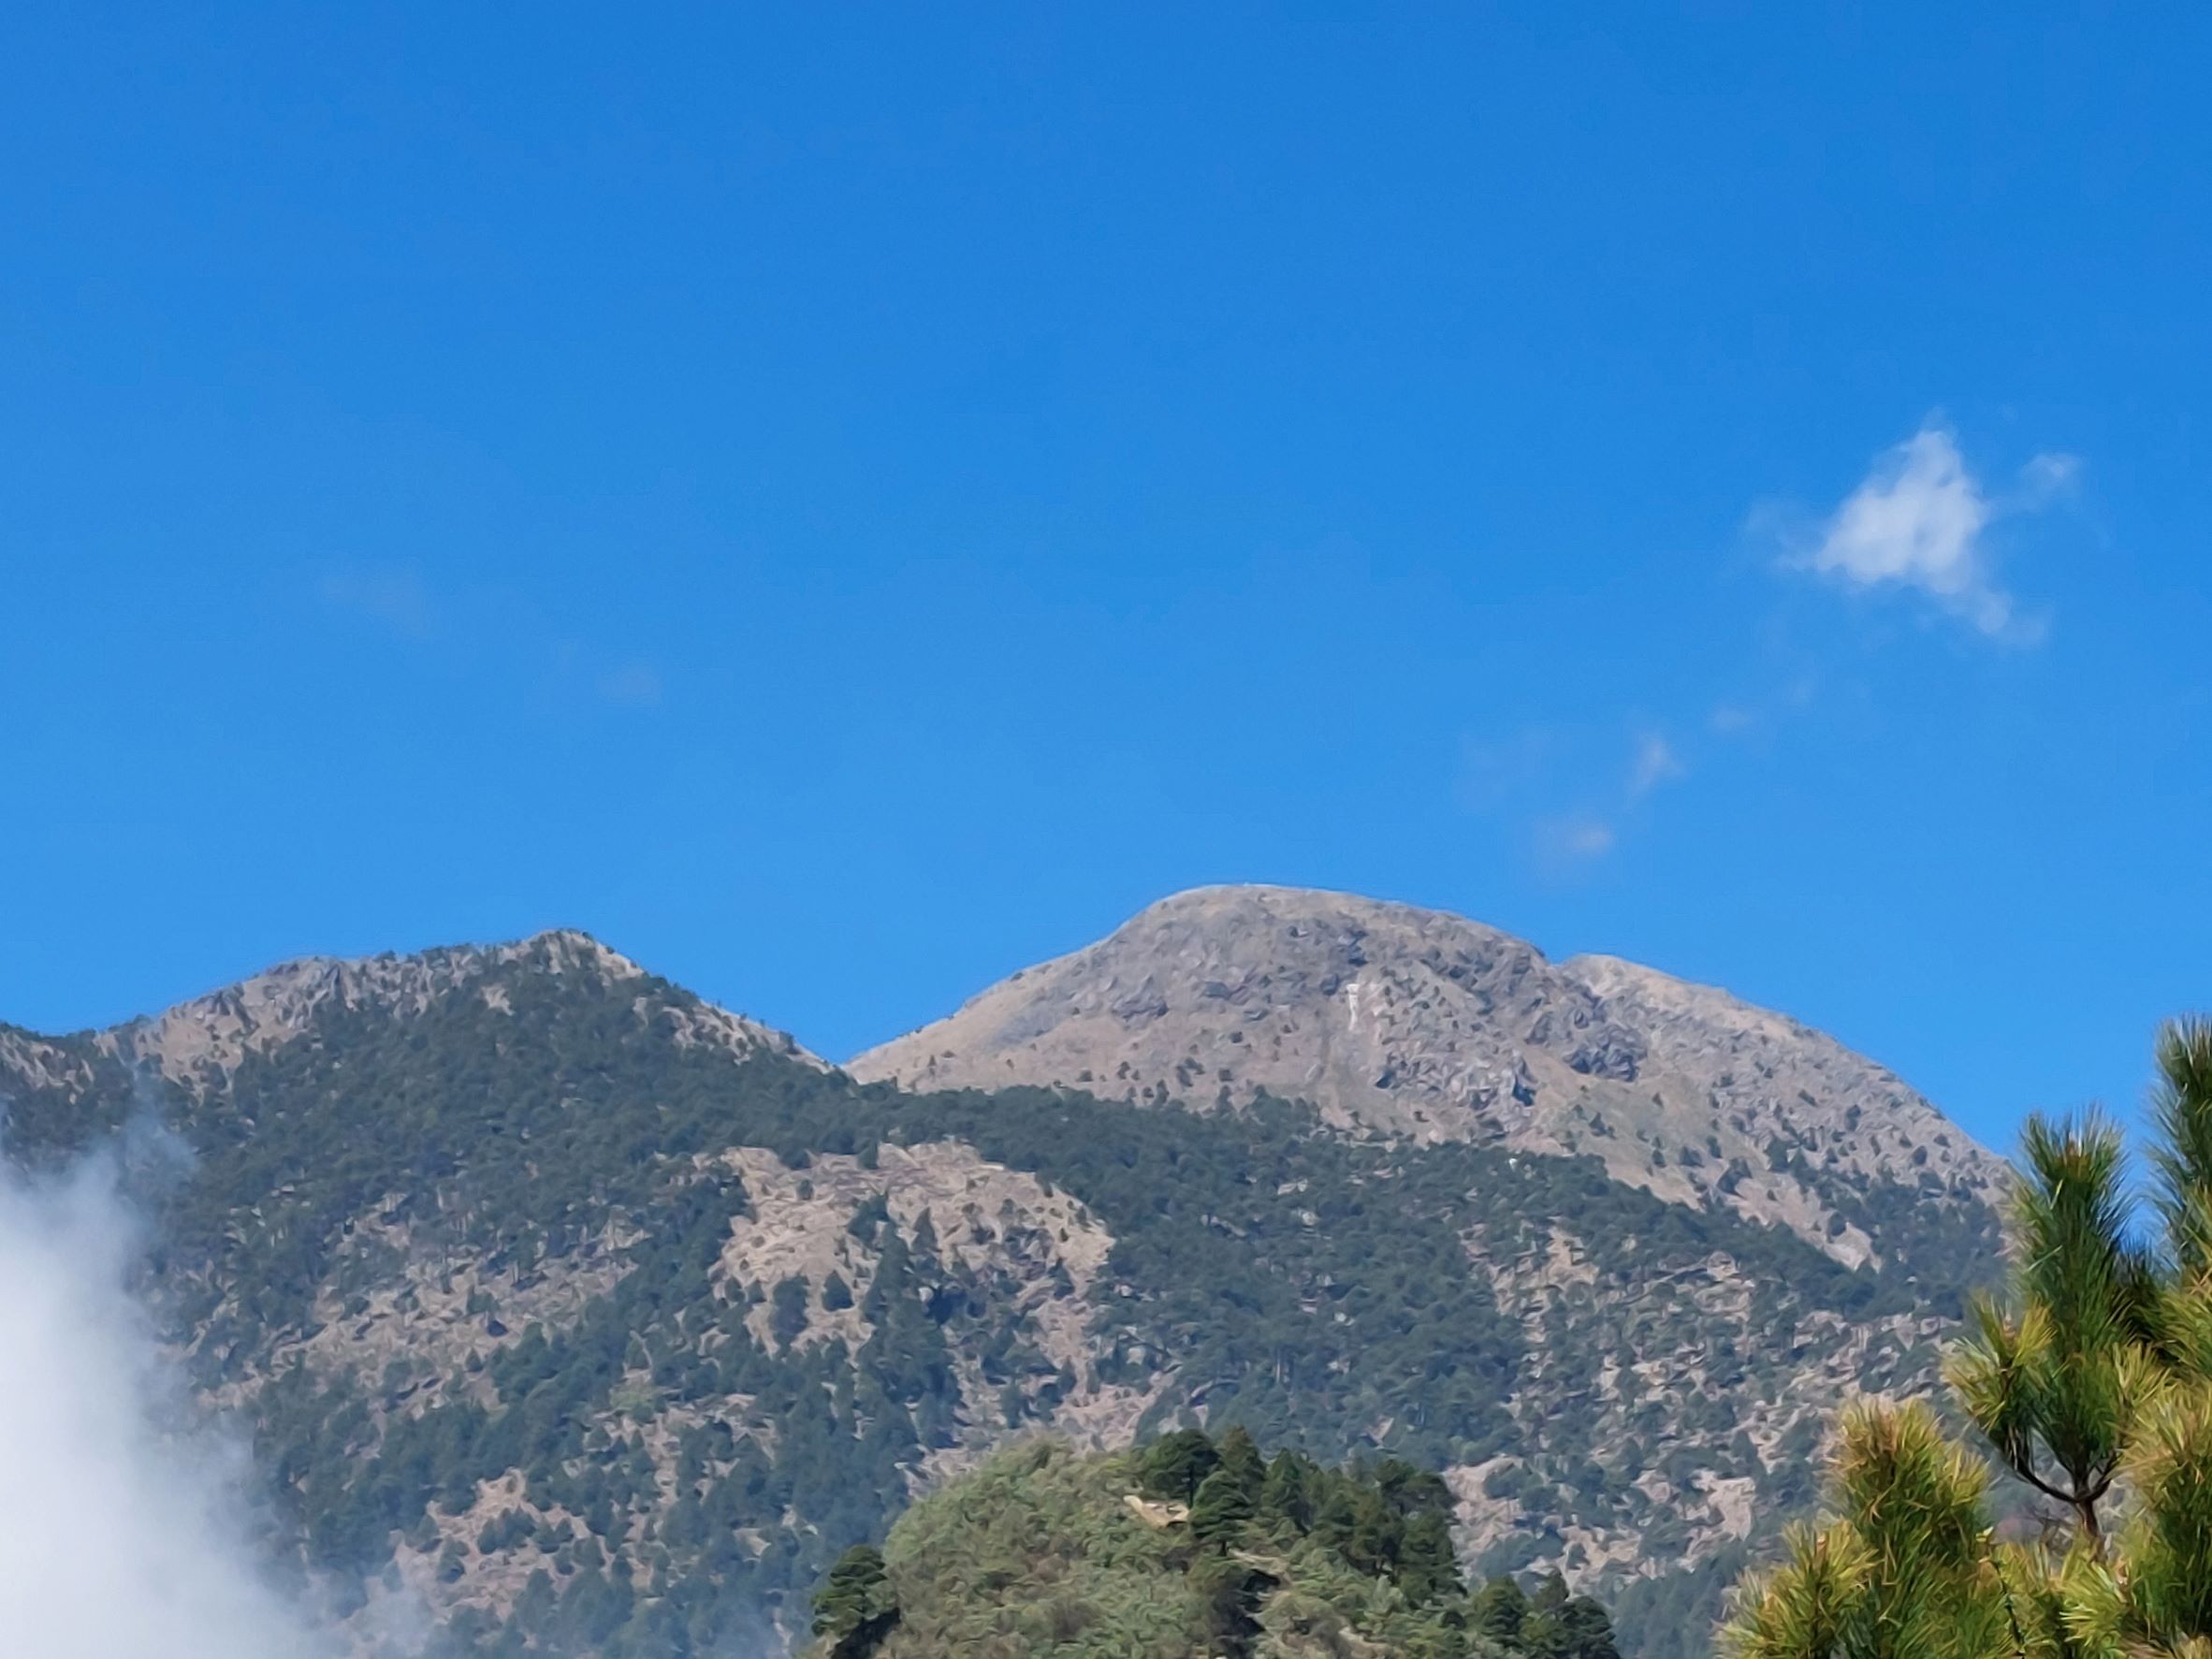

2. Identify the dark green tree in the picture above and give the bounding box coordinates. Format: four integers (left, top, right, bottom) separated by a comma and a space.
1557, 1594, 1623, 1659
1216, 1423, 1265, 1502
1190, 1553, 1270, 1657
1476, 1575, 1530, 1644
1190, 1464, 1258, 1547
770, 1275, 811, 1350
810, 1544, 898, 1657
1141, 1428, 1220, 1503
1259, 1449, 1317, 1532
1398, 1510, 1463, 1605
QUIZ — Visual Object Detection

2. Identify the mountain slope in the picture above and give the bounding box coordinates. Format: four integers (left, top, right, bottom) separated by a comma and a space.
806, 1431, 1620, 1659
112, 928, 822, 1085
0, 910, 2009, 1659
850, 885, 2004, 1266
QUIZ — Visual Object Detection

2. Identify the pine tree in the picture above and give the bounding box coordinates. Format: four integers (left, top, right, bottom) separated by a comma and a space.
1189, 1551, 1269, 1655
1945, 1111, 2149, 1548
1398, 1509, 1463, 1604
1141, 1427, 1220, 1503
1260, 1448, 1317, 1532
770, 1275, 811, 1350
1309, 1481, 1360, 1560
1190, 1465, 1258, 1546
1726, 1016, 2212, 1659
1476, 1574, 1530, 1643
1216, 1422, 1266, 1502
2151, 1015, 2212, 1280
1558, 1594, 1622, 1659
809, 1544, 897, 1657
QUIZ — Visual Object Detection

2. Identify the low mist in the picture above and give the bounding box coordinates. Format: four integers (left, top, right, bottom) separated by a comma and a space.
0, 1147, 327, 1658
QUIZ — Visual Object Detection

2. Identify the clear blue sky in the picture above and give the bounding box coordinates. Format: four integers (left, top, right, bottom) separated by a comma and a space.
4, 4, 2207, 1157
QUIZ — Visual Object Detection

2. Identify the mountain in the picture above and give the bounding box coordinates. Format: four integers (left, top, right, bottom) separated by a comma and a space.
851, 885, 2006, 1267
124, 929, 820, 1084
0, 900, 2009, 1659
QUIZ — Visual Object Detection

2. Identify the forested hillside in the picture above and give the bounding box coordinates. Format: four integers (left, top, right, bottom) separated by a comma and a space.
0, 924, 2005, 1656
807, 1429, 1622, 1659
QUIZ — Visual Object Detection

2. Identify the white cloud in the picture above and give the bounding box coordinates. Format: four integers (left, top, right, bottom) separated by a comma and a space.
1626, 732, 1685, 798
0, 1149, 336, 1658
2017, 451, 2082, 503
1791, 422, 2069, 642
1535, 815, 1616, 866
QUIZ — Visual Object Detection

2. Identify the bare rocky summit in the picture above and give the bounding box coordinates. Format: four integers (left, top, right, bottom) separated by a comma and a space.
851, 884, 2005, 1264
99, 927, 820, 1088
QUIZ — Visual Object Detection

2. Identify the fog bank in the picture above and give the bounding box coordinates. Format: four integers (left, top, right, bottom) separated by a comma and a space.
0, 1150, 324, 1657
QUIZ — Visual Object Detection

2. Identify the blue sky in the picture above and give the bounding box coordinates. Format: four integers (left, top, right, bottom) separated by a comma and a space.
4, 4, 2208, 1157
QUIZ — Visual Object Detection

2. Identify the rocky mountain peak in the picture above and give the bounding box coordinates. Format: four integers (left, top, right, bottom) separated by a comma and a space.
95, 927, 815, 1087
850, 883, 2006, 1263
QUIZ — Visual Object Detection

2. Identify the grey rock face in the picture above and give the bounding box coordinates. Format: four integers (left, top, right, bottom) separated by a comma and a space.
850, 884, 2008, 1263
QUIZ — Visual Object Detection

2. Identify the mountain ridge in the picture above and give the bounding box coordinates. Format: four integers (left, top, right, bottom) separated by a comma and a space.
849, 884, 2004, 1265
0, 891, 2012, 1658
7, 927, 824, 1089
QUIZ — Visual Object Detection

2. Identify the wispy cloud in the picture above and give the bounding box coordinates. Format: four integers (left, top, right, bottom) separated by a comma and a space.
1462, 726, 1689, 876
317, 566, 664, 711
2017, 451, 2082, 503
1707, 672, 1818, 742
1462, 424, 2077, 871
1779, 421, 2074, 643
1626, 732, 1685, 799
320, 563, 435, 642
1534, 815, 1617, 869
